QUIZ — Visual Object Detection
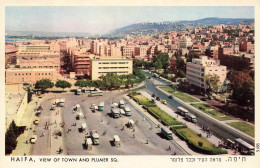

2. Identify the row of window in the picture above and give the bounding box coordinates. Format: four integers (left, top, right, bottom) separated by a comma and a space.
98, 67, 129, 69
21, 66, 59, 68
98, 62, 129, 64
98, 71, 129, 74
14, 72, 53, 76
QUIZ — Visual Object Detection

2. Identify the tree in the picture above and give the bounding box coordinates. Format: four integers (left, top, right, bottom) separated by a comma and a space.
204, 74, 220, 95
74, 80, 87, 88
55, 80, 72, 91
176, 70, 186, 78
35, 78, 54, 91
186, 53, 200, 63
175, 56, 186, 72
232, 81, 254, 108
5, 120, 18, 155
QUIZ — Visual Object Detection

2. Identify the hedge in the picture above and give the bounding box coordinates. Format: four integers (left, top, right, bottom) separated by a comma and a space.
175, 128, 227, 155
147, 107, 182, 126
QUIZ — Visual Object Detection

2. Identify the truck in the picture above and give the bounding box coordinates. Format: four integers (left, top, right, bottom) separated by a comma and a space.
98, 102, 105, 111
111, 108, 120, 118
124, 107, 131, 116
76, 89, 81, 95
119, 100, 125, 109
90, 130, 100, 145
177, 106, 189, 116
185, 113, 197, 123
161, 127, 173, 140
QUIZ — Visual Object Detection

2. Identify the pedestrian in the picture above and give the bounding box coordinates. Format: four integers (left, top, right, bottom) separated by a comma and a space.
133, 134, 135, 138
158, 124, 160, 128
176, 115, 178, 118
133, 128, 135, 132
168, 146, 171, 151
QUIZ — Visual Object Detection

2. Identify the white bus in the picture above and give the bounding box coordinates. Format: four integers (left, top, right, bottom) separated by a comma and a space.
177, 106, 189, 116
119, 100, 125, 108
185, 113, 197, 123
88, 89, 103, 97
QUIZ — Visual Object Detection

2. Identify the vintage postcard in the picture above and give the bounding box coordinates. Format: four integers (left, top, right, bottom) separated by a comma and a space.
1, 0, 259, 168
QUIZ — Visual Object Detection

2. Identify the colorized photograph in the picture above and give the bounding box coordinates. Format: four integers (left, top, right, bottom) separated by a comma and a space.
5, 6, 255, 156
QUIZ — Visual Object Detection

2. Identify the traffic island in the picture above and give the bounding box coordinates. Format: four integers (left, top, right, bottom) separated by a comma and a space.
172, 127, 227, 155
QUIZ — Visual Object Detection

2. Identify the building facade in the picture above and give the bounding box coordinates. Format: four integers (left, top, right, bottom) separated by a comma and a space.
90, 57, 133, 80
5, 68, 59, 84
186, 56, 227, 90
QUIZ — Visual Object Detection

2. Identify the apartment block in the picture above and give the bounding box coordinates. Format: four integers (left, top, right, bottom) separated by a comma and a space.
186, 56, 227, 90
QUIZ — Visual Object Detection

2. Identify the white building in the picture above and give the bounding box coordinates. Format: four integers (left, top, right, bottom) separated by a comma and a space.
90, 57, 133, 80
179, 36, 192, 49
186, 56, 227, 90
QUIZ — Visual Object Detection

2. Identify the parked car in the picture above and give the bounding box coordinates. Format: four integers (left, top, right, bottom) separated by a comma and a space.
30, 135, 37, 144
161, 99, 167, 104
156, 97, 160, 101
168, 95, 173, 99
34, 117, 39, 125
152, 93, 156, 97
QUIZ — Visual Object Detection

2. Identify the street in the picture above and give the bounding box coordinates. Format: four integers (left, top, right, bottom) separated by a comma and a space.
31, 90, 188, 155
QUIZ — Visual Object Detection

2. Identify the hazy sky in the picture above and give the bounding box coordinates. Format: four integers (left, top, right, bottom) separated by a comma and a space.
6, 6, 254, 34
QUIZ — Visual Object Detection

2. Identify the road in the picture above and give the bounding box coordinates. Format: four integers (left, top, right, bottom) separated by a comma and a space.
140, 71, 245, 142
31, 90, 188, 155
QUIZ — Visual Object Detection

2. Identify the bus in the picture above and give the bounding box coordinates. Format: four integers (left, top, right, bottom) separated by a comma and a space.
177, 106, 189, 116
234, 138, 254, 155
119, 100, 125, 109
76, 89, 81, 95
185, 113, 197, 123
161, 127, 173, 140
98, 102, 105, 111
111, 108, 120, 118
124, 107, 131, 116
88, 89, 103, 97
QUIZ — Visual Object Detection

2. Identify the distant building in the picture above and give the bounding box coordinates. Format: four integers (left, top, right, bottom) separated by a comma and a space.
90, 57, 133, 80
73, 53, 91, 77
179, 36, 192, 49
5, 68, 59, 84
186, 56, 227, 90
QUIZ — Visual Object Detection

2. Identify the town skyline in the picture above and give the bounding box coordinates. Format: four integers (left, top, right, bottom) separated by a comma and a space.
6, 6, 254, 34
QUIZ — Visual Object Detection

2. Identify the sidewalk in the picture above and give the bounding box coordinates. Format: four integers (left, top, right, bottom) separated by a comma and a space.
11, 95, 40, 155
124, 94, 202, 155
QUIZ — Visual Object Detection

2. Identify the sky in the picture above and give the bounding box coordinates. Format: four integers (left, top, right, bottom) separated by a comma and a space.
6, 6, 254, 34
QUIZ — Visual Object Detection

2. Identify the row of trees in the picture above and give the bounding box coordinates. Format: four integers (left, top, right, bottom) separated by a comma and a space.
35, 79, 72, 91
75, 69, 145, 90
34, 69, 145, 92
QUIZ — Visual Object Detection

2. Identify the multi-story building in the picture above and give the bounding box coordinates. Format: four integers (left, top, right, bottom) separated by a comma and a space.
179, 36, 192, 49
5, 68, 59, 84
73, 53, 91, 77
186, 56, 227, 90
90, 57, 133, 80
122, 46, 134, 58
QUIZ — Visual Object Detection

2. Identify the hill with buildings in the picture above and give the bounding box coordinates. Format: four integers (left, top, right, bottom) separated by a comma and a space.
111, 17, 254, 36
